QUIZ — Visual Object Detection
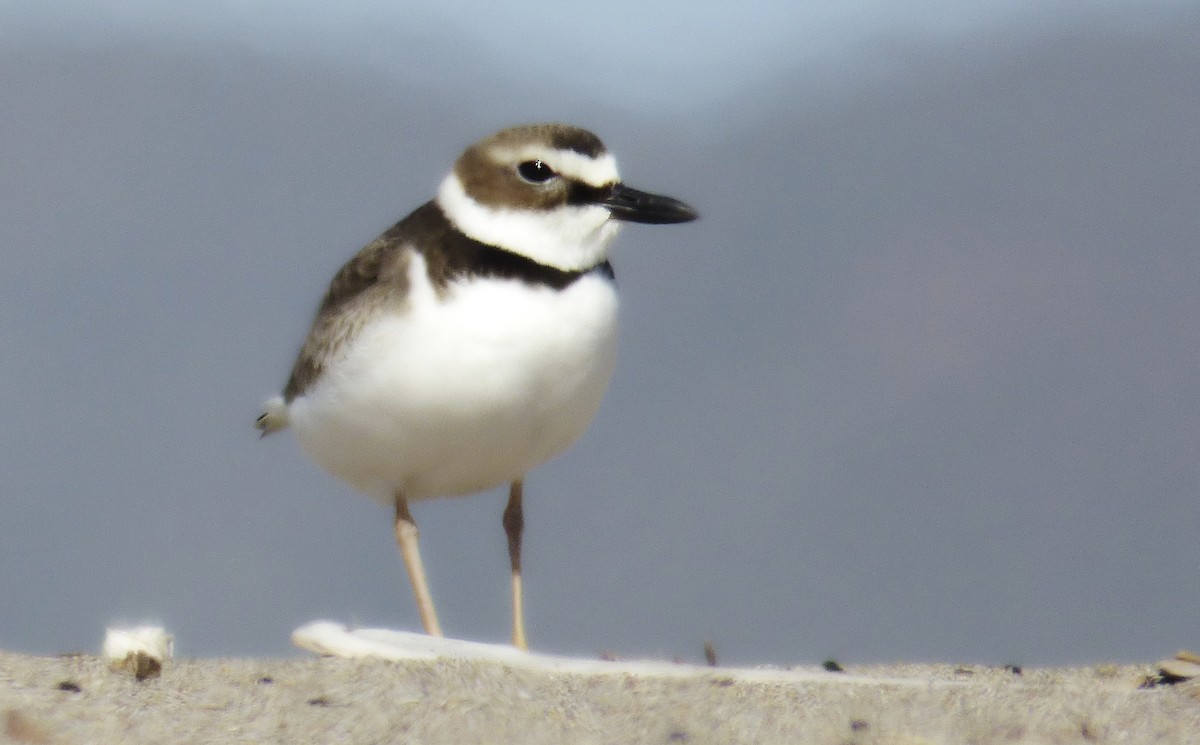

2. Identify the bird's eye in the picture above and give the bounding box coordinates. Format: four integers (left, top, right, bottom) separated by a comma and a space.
517, 160, 556, 183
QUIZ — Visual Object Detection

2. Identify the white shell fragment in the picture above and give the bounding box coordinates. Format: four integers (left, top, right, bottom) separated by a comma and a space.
292, 621, 530, 664
291, 620, 950, 688
103, 626, 174, 680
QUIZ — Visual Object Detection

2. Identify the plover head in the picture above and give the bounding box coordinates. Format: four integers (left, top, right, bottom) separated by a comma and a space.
436, 123, 697, 272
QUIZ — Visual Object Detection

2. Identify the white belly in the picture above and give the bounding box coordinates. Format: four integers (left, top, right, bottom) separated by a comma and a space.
287, 256, 618, 503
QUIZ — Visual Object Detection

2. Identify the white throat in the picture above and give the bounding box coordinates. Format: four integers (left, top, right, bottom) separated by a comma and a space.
436, 174, 620, 272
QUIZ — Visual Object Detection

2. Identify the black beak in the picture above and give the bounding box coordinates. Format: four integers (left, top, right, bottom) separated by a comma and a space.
603, 183, 698, 225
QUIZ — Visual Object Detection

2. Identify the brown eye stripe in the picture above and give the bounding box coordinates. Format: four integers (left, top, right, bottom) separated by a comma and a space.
566, 182, 612, 207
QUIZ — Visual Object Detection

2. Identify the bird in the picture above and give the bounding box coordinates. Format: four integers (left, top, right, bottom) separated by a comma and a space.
257, 123, 697, 650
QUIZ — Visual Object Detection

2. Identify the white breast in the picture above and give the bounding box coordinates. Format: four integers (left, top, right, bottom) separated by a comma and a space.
287, 252, 619, 503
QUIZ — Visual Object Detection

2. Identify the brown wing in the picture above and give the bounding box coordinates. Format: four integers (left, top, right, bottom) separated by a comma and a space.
281, 220, 415, 402
271, 197, 602, 405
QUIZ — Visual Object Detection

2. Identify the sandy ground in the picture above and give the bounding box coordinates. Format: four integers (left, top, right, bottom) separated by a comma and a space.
2, 648, 1198, 744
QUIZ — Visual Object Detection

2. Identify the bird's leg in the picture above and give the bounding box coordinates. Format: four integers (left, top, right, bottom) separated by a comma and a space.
502, 479, 528, 650
394, 495, 443, 637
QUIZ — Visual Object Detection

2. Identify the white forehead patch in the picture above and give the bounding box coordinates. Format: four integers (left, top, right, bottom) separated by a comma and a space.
490, 145, 620, 188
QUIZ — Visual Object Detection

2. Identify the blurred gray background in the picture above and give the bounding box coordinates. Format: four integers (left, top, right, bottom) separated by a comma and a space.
2, 1, 1197, 666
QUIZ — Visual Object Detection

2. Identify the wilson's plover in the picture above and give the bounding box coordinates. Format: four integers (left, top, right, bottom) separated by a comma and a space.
258, 123, 697, 650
